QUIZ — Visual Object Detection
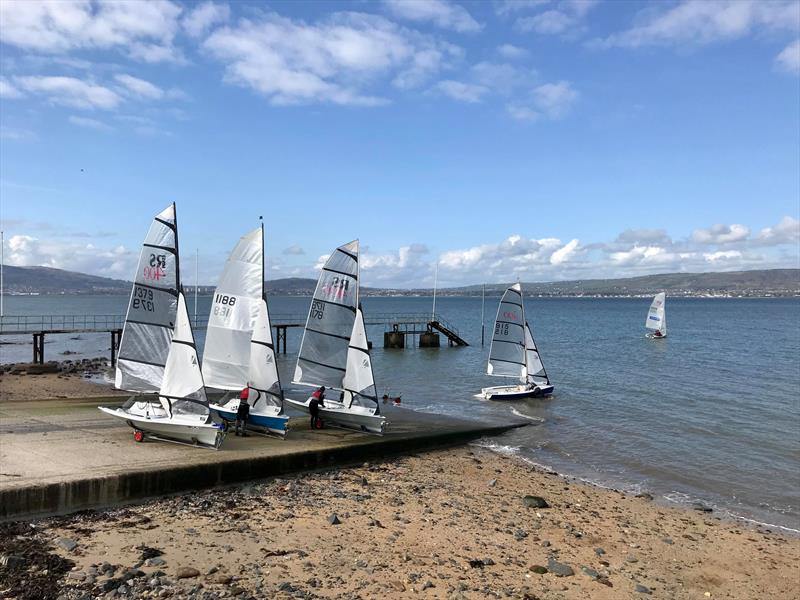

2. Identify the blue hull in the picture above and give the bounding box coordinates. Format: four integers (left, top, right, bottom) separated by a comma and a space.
212, 406, 288, 437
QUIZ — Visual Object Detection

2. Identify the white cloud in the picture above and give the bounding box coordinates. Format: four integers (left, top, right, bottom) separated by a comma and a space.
183, 1, 230, 38
114, 74, 164, 99
383, 0, 481, 33
776, 39, 800, 74
496, 43, 529, 59
68, 115, 114, 131
495, 0, 551, 17
691, 223, 750, 244
5, 234, 135, 278
704, 250, 742, 263
514, 0, 598, 37
0, 0, 184, 63
203, 11, 462, 106
282, 244, 305, 255
596, 0, 799, 49
550, 238, 580, 264
434, 79, 489, 103
15, 75, 121, 109
509, 80, 578, 121
0, 76, 24, 98
0, 126, 37, 141
615, 228, 672, 245
757, 216, 800, 245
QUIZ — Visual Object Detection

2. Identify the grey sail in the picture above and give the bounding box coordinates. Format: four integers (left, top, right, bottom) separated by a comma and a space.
293, 240, 359, 390
116, 204, 179, 393
487, 283, 526, 381
524, 322, 549, 385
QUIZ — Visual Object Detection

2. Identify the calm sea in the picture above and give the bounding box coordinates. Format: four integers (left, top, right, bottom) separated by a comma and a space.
1, 294, 799, 532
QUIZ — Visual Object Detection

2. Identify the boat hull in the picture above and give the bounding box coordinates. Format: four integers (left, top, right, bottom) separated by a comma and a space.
210, 404, 289, 437
645, 333, 667, 339
481, 383, 554, 401
285, 397, 387, 435
98, 406, 225, 449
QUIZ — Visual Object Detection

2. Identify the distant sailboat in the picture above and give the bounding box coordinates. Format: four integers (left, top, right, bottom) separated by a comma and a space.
100, 205, 224, 448
645, 292, 667, 339
206, 225, 288, 436
285, 240, 387, 434
481, 283, 554, 400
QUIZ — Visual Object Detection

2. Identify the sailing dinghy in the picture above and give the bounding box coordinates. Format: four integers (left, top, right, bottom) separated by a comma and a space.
481, 283, 554, 400
285, 240, 387, 434
206, 225, 288, 436
99, 205, 224, 448
645, 292, 667, 339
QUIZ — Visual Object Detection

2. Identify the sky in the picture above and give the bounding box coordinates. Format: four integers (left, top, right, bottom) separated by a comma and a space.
0, 0, 798, 288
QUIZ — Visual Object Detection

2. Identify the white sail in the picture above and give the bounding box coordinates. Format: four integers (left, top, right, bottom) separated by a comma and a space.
202, 227, 263, 390
160, 292, 210, 422
342, 307, 379, 412
116, 204, 179, 393
487, 283, 526, 382
293, 240, 359, 389
248, 298, 283, 413
646, 292, 666, 333
524, 322, 549, 385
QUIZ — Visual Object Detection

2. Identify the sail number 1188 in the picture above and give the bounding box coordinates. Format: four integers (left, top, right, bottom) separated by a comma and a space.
213, 294, 237, 318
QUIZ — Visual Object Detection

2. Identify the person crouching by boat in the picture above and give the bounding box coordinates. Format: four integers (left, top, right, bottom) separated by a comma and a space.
309, 386, 325, 429
235, 388, 250, 437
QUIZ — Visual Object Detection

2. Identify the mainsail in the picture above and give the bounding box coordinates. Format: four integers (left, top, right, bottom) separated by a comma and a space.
524, 322, 549, 385
342, 307, 379, 412
293, 240, 359, 389
116, 204, 179, 393
487, 283, 526, 382
202, 227, 263, 390
646, 292, 667, 333
247, 298, 283, 413
159, 291, 210, 421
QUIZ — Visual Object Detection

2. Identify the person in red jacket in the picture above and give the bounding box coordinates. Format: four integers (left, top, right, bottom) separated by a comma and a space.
235, 387, 250, 437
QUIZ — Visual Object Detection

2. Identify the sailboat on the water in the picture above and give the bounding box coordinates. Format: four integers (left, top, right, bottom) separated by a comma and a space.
205, 224, 288, 436
645, 292, 667, 339
285, 240, 387, 434
99, 204, 225, 448
481, 283, 554, 400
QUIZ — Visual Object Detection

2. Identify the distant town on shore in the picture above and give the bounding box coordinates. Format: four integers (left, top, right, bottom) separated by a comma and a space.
3, 265, 799, 298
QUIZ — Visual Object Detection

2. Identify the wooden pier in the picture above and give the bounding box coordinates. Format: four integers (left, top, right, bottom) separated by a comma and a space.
0, 312, 468, 364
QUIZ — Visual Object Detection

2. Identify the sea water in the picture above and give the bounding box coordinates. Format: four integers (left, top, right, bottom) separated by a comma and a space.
1, 294, 798, 533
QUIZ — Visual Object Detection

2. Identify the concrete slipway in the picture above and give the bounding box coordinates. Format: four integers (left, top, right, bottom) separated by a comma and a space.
0, 397, 527, 521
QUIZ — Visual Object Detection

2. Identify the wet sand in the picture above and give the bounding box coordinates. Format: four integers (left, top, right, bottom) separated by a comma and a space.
0, 371, 127, 402
3, 446, 797, 600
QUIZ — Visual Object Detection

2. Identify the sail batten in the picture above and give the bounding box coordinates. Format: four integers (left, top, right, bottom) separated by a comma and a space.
116, 203, 179, 393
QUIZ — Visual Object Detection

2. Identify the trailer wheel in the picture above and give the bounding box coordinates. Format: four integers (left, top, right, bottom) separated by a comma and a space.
133, 430, 145, 443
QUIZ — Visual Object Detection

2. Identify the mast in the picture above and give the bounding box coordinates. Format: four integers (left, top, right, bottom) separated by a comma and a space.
480, 283, 485, 347
194, 248, 198, 327
173, 202, 180, 289
260, 216, 265, 299
1, 230, 4, 318
431, 261, 438, 321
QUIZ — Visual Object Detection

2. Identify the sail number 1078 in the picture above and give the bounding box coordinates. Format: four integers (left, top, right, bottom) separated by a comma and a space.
213, 294, 237, 318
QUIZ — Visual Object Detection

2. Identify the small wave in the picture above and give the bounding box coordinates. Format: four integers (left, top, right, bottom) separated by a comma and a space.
726, 513, 800, 535
510, 407, 544, 422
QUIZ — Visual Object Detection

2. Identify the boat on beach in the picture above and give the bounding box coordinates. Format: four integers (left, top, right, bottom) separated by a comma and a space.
481, 283, 553, 400
99, 204, 225, 448
285, 240, 387, 434
645, 292, 667, 339
205, 224, 288, 436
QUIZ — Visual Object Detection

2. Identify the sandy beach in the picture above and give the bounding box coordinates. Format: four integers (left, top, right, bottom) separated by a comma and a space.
1, 444, 797, 600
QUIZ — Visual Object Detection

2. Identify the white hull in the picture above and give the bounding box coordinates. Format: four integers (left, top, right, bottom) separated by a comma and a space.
481, 383, 554, 401
646, 332, 667, 339
285, 397, 387, 435
98, 406, 225, 449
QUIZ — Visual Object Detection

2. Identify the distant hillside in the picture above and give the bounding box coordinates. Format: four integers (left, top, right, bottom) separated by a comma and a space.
439, 269, 800, 297
2, 265, 130, 294
1, 266, 798, 297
